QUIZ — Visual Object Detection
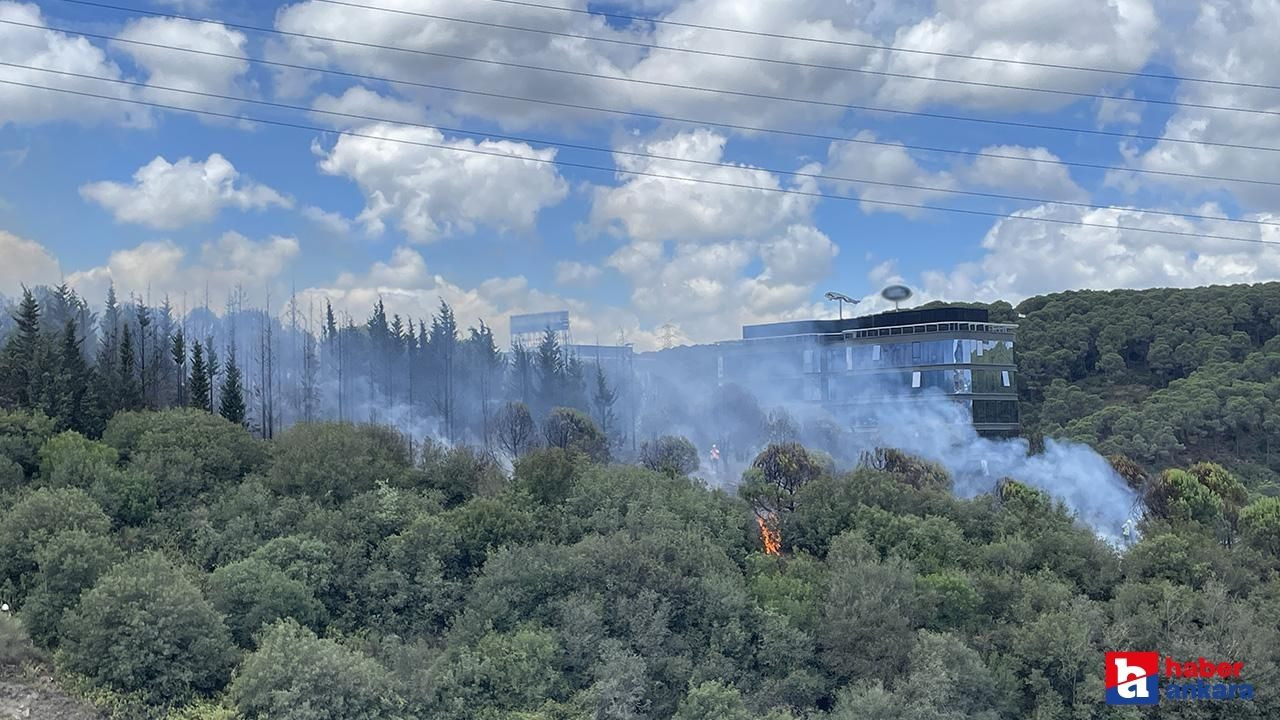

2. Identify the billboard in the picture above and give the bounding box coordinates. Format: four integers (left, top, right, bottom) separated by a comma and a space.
510, 310, 570, 336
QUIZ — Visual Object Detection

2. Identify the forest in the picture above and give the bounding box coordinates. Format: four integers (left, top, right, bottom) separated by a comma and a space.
0, 280, 1279, 719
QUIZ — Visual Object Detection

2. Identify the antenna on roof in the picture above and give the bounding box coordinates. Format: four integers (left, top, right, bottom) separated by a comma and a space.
880, 285, 913, 311
824, 291, 858, 320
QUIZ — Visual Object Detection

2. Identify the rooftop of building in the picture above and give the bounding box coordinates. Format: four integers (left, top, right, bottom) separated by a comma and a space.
741, 306, 1000, 340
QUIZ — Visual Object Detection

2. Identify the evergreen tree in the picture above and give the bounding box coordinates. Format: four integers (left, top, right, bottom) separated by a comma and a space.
118, 324, 141, 411
592, 364, 618, 443
135, 299, 151, 408
324, 301, 338, 345
219, 346, 246, 426
429, 300, 459, 442
205, 340, 220, 412
508, 341, 534, 407
534, 328, 563, 416
188, 341, 211, 412
0, 287, 43, 409
53, 319, 99, 434
171, 328, 186, 406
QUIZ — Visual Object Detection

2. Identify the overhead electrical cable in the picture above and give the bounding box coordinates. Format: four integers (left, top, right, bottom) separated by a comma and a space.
463, 0, 1280, 93
47, 0, 1280, 154
2, 75, 1277, 248
300, 0, 1280, 119
5, 58, 1279, 232
7, 16, 1279, 190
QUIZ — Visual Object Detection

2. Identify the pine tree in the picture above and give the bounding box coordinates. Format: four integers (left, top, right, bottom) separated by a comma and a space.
429, 300, 459, 442
534, 327, 563, 416
171, 329, 186, 406
135, 299, 151, 408
54, 319, 99, 434
205, 340, 220, 412
219, 345, 246, 426
118, 324, 141, 411
188, 341, 211, 412
0, 287, 42, 409
592, 363, 618, 443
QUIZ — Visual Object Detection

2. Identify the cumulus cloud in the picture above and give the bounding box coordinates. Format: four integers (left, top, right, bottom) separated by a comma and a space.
1119, 1, 1280, 210
0, 1, 145, 126
554, 261, 603, 287
877, 0, 1158, 111
301, 206, 355, 235
268, 0, 641, 127
0, 230, 61, 296
113, 17, 252, 114
910, 203, 1280, 303
66, 232, 300, 308
310, 86, 430, 128
80, 154, 291, 229
315, 123, 568, 242
590, 129, 815, 241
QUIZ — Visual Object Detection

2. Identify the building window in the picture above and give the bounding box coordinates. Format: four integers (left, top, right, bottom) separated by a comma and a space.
803, 349, 815, 373
845, 346, 853, 371
872, 345, 881, 362
717, 356, 724, 380
912, 341, 921, 360
911, 371, 922, 388
1001, 370, 1011, 387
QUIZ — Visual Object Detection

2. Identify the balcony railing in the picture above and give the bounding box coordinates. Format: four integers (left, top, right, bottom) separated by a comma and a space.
845, 321, 1017, 339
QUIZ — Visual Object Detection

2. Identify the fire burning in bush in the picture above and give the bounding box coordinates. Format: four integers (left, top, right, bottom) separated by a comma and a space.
755, 514, 781, 556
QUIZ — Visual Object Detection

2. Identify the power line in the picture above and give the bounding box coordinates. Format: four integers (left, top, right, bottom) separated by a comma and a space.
11, 16, 1280, 190
303, 0, 1280, 119
6, 58, 1279, 232
2, 75, 1276, 249
464, 0, 1280, 94
48, 0, 1280, 155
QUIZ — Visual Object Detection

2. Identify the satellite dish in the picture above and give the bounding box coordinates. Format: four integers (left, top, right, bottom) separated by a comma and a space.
880, 285, 913, 309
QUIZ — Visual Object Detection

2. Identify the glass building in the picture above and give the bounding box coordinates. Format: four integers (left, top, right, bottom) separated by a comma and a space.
716, 307, 1019, 436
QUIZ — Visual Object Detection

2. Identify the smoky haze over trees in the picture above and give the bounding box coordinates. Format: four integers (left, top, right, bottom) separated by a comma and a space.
0, 284, 630, 458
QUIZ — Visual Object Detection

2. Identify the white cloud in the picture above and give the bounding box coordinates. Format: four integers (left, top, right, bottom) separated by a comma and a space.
66, 232, 300, 308
877, 0, 1158, 111
268, 0, 641, 127
113, 17, 252, 114
302, 205, 354, 235
590, 129, 815, 241
310, 86, 430, 128
825, 131, 957, 216
315, 123, 568, 242
1120, 1, 1280, 210
0, 1, 145, 126
81, 154, 291, 229
909, 203, 1280, 303
0, 230, 61, 296
963, 145, 1088, 202
554, 260, 602, 287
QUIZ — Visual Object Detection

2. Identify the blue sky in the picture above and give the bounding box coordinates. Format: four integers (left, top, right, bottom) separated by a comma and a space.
1, 0, 1278, 348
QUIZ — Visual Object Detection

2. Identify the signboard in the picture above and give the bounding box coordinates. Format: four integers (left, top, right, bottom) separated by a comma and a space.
510, 310, 570, 336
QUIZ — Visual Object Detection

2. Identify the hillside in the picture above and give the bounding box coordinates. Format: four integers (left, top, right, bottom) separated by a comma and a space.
927, 282, 1280, 491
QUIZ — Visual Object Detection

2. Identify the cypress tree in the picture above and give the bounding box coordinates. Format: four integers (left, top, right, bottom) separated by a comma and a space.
219, 347, 246, 427
188, 341, 211, 412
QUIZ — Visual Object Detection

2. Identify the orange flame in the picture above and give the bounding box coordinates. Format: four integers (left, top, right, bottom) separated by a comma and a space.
756, 515, 781, 556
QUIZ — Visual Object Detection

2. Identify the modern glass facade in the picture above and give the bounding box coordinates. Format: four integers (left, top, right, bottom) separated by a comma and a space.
718, 307, 1019, 436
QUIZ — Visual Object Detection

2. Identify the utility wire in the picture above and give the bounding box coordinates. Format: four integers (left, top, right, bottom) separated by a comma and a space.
2, 75, 1276, 248
304, 0, 1280, 119
49, 0, 1280, 154
8, 16, 1279, 190
465, 0, 1280, 94
6, 58, 1279, 232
